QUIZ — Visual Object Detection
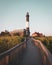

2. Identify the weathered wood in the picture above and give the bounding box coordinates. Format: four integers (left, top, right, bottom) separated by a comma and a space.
0, 40, 26, 65
32, 38, 52, 65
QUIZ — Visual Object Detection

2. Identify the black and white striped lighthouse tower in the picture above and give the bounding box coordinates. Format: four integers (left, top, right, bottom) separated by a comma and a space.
26, 12, 30, 36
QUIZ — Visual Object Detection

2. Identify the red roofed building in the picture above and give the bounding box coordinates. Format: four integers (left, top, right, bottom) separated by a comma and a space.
32, 32, 44, 37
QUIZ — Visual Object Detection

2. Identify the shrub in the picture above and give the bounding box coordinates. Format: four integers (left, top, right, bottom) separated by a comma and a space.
0, 36, 25, 53
34, 36, 52, 53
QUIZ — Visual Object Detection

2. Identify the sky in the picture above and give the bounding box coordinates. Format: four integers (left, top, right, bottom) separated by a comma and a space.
0, 0, 52, 36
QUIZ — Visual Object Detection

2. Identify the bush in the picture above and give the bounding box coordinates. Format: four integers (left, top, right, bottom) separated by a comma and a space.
0, 36, 25, 53
47, 44, 52, 53
34, 36, 52, 53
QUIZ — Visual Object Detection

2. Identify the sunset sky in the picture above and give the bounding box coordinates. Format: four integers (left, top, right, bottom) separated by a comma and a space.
0, 0, 52, 36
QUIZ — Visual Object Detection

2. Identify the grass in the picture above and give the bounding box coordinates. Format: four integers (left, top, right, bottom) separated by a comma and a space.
33, 36, 52, 53
0, 36, 25, 53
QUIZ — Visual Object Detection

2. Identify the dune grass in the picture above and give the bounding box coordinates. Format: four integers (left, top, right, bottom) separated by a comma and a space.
34, 36, 52, 53
0, 36, 25, 53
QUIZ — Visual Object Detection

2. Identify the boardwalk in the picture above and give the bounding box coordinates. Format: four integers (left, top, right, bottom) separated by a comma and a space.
19, 38, 43, 65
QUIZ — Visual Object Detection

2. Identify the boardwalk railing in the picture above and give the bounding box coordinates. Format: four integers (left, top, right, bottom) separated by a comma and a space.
32, 39, 52, 65
0, 40, 26, 65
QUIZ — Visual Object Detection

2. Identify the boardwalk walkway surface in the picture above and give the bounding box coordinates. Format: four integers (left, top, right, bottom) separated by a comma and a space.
19, 38, 43, 65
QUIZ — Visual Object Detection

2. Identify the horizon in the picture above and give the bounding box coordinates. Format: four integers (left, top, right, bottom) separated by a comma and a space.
0, 29, 52, 36
0, 0, 52, 36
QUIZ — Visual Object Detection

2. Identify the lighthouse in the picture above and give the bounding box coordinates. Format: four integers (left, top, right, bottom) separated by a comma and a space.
26, 12, 30, 36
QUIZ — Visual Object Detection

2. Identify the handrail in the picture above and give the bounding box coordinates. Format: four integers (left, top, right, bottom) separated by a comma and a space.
0, 39, 26, 65
32, 38, 52, 65
0, 41, 25, 58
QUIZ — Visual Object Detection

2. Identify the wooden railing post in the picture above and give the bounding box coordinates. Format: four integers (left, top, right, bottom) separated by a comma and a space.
32, 38, 52, 65
0, 40, 26, 65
